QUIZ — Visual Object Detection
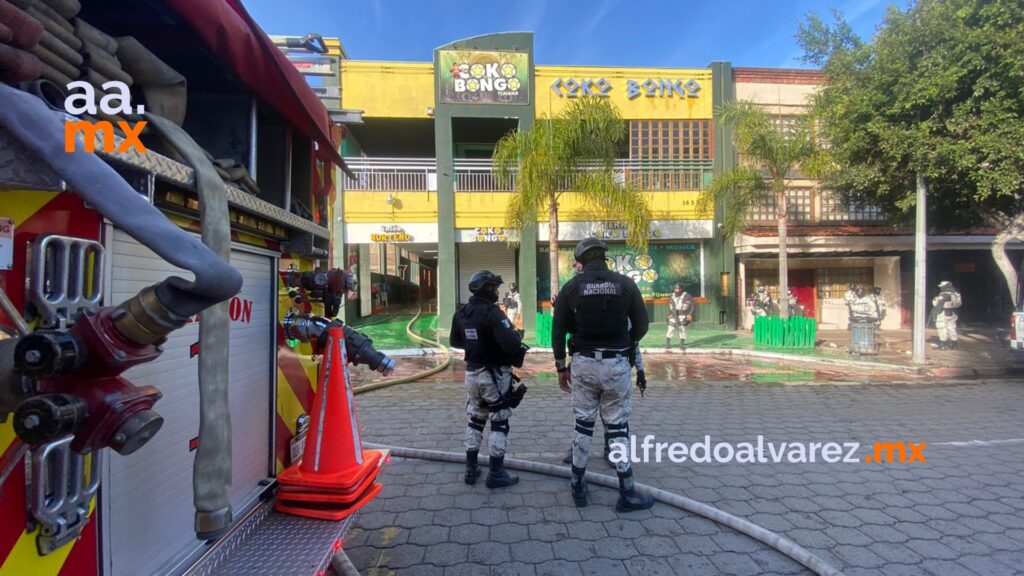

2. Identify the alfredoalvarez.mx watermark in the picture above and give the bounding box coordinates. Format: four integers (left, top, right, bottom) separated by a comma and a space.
610, 435, 927, 465
63, 80, 147, 153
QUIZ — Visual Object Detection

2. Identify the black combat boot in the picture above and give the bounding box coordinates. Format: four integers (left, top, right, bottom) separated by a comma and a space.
679, 339, 686, 352
665, 338, 672, 349
464, 450, 481, 485
485, 455, 519, 489
571, 465, 589, 507
615, 469, 654, 512
949, 340, 958, 350
937, 340, 948, 350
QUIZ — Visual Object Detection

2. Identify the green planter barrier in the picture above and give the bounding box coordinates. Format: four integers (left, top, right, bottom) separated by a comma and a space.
535, 313, 553, 347
753, 315, 817, 350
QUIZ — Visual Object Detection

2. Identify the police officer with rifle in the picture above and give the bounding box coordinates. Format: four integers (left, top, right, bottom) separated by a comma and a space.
552, 238, 654, 512
450, 271, 528, 489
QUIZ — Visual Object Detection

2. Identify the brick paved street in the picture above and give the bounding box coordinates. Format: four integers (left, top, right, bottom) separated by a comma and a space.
344, 357, 1024, 575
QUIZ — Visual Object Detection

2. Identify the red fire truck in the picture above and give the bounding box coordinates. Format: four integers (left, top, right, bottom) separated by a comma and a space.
0, 1, 386, 574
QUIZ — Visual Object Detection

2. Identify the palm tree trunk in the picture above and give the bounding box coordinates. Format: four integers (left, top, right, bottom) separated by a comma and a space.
777, 188, 790, 319
549, 195, 560, 304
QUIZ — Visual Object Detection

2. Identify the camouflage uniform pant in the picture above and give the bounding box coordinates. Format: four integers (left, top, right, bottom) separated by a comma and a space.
465, 366, 512, 457
666, 316, 687, 339
570, 354, 632, 474
936, 313, 959, 342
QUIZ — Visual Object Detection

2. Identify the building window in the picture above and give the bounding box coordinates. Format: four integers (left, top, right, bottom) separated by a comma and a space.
746, 188, 813, 222
628, 120, 713, 190
817, 267, 874, 299
787, 188, 813, 222
820, 190, 886, 222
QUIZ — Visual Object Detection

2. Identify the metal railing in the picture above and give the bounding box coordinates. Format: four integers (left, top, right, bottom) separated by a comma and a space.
343, 157, 713, 193
344, 157, 436, 191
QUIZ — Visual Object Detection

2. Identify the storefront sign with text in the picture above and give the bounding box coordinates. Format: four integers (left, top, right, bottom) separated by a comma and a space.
371, 225, 413, 243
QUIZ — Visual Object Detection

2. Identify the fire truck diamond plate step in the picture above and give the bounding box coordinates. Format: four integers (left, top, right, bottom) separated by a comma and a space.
186, 500, 355, 576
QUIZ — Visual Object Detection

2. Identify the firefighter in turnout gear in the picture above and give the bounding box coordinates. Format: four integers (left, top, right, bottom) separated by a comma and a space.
750, 284, 772, 317
932, 281, 962, 349
552, 238, 654, 512
504, 282, 522, 328
666, 283, 694, 350
450, 271, 529, 489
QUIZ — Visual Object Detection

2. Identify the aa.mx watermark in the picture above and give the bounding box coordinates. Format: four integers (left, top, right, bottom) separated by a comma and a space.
610, 435, 927, 465
63, 80, 147, 153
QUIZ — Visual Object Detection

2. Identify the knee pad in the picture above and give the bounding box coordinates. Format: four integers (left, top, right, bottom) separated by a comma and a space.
575, 418, 595, 437
491, 419, 510, 435
468, 416, 487, 432
605, 421, 629, 441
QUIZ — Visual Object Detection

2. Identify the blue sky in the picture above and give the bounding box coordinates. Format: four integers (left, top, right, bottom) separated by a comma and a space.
244, 0, 892, 68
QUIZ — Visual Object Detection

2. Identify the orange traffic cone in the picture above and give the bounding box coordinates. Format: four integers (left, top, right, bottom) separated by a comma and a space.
275, 326, 388, 520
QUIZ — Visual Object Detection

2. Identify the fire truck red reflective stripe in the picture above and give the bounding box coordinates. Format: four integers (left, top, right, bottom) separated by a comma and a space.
276, 324, 317, 410
275, 413, 293, 472
56, 513, 98, 576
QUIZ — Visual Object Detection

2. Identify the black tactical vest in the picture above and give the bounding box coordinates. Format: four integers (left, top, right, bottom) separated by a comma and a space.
456, 300, 509, 368
573, 270, 630, 343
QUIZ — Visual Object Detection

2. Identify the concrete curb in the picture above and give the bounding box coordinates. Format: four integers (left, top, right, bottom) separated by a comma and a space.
384, 346, 1024, 378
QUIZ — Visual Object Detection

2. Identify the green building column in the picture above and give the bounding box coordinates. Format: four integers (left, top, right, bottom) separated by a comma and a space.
432, 32, 536, 341
705, 61, 737, 329
517, 115, 537, 337
435, 115, 456, 340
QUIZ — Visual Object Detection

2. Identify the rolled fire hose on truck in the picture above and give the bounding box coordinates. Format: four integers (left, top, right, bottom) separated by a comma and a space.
0, 83, 242, 539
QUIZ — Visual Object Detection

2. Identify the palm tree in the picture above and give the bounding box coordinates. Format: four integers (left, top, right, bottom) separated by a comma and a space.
493, 98, 652, 301
698, 100, 818, 319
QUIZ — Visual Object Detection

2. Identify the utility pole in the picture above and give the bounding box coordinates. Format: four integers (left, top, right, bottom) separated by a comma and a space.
913, 172, 927, 364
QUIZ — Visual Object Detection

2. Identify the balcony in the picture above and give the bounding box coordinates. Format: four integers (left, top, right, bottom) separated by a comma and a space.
343, 157, 713, 193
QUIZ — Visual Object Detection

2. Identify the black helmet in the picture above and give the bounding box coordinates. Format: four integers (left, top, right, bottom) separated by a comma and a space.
856, 287, 866, 297
873, 287, 882, 295
574, 237, 608, 263
848, 283, 857, 290
938, 281, 954, 292
510, 282, 518, 291
468, 270, 503, 295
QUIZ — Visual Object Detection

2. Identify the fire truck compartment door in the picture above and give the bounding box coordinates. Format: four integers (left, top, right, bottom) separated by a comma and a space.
102, 228, 274, 576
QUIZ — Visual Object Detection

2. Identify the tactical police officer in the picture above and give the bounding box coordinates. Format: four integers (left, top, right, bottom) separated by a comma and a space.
750, 284, 772, 317
786, 288, 803, 317
932, 281, 962, 349
450, 271, 528, 489
504, 282, 522, 327
552, 238, 654, 512
666, 283, 694, 350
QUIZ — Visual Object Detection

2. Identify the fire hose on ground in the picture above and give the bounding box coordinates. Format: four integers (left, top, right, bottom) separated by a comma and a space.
361, 443, 843, 576
349, 306, 451, 394
345, 328, 843, 576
